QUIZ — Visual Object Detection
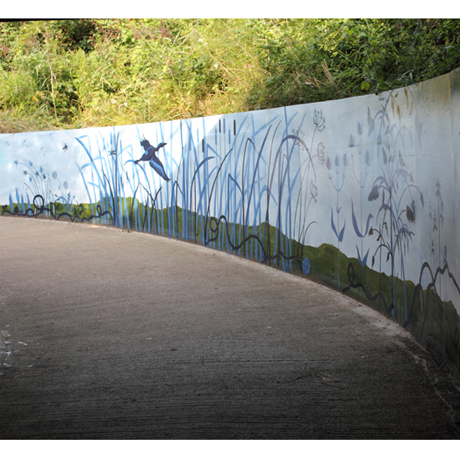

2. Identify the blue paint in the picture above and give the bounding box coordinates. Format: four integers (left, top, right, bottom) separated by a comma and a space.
302, 257, 311, 275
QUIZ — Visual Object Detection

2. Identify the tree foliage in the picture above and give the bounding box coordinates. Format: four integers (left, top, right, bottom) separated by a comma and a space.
0, 18, 459, 133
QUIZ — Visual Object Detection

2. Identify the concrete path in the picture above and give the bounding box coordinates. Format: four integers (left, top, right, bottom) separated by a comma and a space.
1, 216, 460, 439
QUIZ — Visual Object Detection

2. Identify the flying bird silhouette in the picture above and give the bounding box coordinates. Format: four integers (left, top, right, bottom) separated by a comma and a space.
135, 139, 169, 181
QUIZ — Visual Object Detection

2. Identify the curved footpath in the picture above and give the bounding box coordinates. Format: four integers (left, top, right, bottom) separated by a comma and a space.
1, 216, 460, 439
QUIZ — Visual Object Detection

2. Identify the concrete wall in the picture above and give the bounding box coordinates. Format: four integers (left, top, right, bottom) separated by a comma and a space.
1, 68, 460, 374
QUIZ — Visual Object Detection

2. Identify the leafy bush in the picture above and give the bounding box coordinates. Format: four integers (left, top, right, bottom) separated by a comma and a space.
0, 19, 459, 133
249, 19, 460, 109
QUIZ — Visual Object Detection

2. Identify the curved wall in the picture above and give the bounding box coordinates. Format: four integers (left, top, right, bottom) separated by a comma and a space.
1, 68, 460, 374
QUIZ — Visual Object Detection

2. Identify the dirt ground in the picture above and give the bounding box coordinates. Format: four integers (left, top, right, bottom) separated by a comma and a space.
1, 216, 460, 439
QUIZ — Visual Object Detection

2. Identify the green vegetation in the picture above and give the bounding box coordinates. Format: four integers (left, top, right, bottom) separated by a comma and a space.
1, 18, 460, 133
251, 18, 460, 107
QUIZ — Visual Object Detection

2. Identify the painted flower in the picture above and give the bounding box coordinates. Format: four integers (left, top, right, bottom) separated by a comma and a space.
368, 184, 379, 201
406, 204, 415, 223
310, 179, 318, 202
292, 127, 305, 138
317, 142, 325, 165
313, 109, 325, 131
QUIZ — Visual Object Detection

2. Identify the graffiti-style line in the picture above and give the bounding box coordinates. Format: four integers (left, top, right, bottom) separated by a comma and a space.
2, 205, 33, 217
406, 260, 460, 370
408, 261, 460, 334
1, 194, 113, 224
342, 262, 394, 315
207, 215, 303, 268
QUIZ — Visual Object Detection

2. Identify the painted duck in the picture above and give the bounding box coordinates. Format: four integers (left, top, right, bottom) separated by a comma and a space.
135, 139, 170, 181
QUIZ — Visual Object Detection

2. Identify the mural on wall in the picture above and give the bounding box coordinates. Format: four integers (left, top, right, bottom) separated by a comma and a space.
342, 93, 426, 324
1, 68, 460, 374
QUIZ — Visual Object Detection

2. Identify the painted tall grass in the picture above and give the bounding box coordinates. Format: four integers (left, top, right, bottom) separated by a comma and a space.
70, 110, 323, 276
3, 158, 80, 220
2, 108, 323, 279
